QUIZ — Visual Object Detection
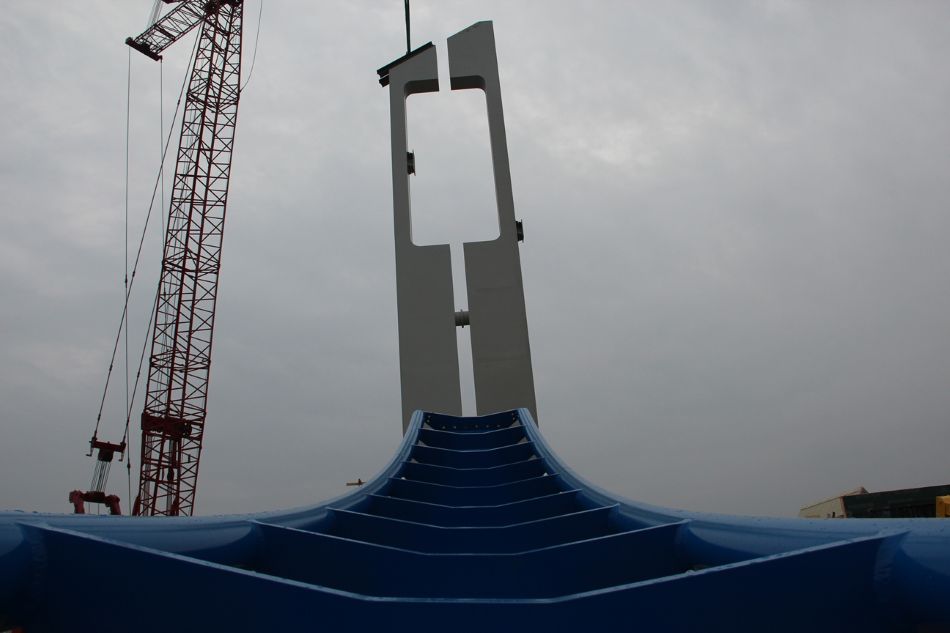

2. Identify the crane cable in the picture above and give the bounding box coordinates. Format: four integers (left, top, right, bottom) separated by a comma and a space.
160, 59, 166, 237
240, 0, 264, 93
91, 33, 201, 466
405, 0, 411, 54
91, 48, 133, 446
124, 47, 131, 470
121, 34, 200, 445
128, 55, 167, 510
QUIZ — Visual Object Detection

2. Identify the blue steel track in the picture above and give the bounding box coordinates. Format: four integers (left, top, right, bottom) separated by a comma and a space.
1, 409, 949, 631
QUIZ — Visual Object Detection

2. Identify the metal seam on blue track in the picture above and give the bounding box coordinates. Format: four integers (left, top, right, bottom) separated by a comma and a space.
386, 473, 562, 491
325, 504, 618, 532
366, 489, 580, 510
399, 456, 543, 473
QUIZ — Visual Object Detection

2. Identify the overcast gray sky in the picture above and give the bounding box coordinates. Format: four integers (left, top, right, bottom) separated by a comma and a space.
1, 1, 949, 518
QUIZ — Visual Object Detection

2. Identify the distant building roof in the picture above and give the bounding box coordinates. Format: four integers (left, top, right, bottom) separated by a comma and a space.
843, 484, 950, 519
799, 486, 868, 514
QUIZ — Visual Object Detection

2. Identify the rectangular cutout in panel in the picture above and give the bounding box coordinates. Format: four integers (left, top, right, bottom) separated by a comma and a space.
406, 88, 499, 247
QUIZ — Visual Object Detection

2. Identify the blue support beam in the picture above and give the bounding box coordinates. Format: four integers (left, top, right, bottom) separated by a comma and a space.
1, 408, 949, 631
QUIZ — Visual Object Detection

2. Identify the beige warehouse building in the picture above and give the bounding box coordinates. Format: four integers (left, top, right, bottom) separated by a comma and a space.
799, 487, 867, 519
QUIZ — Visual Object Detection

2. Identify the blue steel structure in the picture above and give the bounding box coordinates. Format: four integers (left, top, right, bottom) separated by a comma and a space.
1, 408, 949, 631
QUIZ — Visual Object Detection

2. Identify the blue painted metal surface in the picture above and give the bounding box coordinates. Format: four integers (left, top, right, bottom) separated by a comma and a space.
1, 409, 949, 631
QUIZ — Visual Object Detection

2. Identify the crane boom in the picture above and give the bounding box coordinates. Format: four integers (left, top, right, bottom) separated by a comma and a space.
131, 0, 244, 516
125, 0, 207, 60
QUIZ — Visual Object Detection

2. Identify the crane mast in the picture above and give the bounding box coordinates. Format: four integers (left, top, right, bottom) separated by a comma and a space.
129, 0, 244, 516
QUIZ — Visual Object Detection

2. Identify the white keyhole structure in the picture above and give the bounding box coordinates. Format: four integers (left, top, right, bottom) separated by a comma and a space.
383, 22, 538, 432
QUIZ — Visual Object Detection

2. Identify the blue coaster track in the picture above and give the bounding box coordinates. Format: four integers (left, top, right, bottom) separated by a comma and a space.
1, 409, 948, 631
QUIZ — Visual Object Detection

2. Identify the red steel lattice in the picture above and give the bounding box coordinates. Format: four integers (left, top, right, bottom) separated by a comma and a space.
133, 0, 243, 516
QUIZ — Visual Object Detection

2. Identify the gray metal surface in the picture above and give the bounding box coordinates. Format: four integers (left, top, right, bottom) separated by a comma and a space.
451, 23, 538, 421
387, 22, 536, 432
387, 45, 463, 432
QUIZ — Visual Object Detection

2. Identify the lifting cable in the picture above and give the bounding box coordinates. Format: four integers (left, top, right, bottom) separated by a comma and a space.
405, 0, 411, 55
90, 47, 133, 446
240, 0, 264, 93
90, 33, 201, 460
124, 46, 131, 465
120, 36, 201, 444
160, 59, 166, 237
128, 55, 167, 508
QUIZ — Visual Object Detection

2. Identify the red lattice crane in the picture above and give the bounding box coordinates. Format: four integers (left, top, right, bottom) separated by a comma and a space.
71, 0, 245, 517
129, 0, 244, 516
71, 0, 245, 518
69, 0, 247, 519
